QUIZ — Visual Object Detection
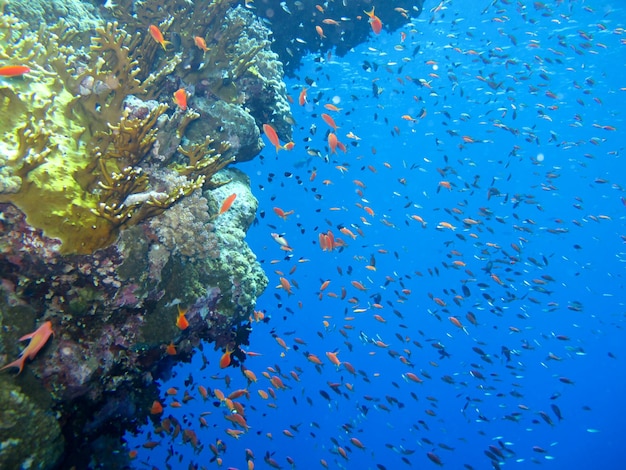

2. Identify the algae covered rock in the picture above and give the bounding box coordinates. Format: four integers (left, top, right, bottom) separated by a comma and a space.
190, 100, 263, 163
118, 167, 268, 347
205, 168, 268, 316
0, 161, 267, 464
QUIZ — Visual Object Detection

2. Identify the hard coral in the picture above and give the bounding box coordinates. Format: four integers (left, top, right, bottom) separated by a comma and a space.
0, 16, 226, 254
148, 192, 220, 262
111, 1, 294, 161
0, 4, 273, 468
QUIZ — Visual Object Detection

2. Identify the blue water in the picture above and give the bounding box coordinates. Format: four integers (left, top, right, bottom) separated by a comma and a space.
126, 1, 626, 468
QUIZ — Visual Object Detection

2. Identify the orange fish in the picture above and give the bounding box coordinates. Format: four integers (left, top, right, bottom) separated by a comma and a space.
219, 347, 233, 369
278, 277, 293, 296
272, 207, 294, 220
214, 388, 226, 401
176, 305, 189, 330
165, 342, 177, 355
321, 113, 338, 130
262, 124, 282, 152
403, 372, 423, 384
227, 428, 245, 439
324, 103, 342, 112
150, 400, 164, 415
448, 316, 469, 334
270, 375, 287, 390
328, 132, 338, 154
364, 8, 383, 35
436, 221, 456, 231
148, 25, 170, 50
194, 36, 209, 53
307, 353, 323, 365
243, 368, 257, 383
339, 227, 357, 240
274, 336, 289, 350
298, 87, 308, 106
226, 412, 249, 430
0, 65, 30, 77
1, 321, 54, 374
227, 388, 249, 400
219, 193, 237, 215
326, 351, 341, 367
173, 88, 188, 111
350, 437, 366, 449
142, 440, 161, 449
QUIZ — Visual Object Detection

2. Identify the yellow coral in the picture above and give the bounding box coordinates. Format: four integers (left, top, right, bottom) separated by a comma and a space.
0, 17, 231, 254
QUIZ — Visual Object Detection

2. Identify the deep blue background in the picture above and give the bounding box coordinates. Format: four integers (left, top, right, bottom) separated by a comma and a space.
126, 1, 625, 468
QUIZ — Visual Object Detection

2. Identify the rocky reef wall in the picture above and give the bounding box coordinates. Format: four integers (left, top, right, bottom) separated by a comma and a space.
0, 1, 285, 467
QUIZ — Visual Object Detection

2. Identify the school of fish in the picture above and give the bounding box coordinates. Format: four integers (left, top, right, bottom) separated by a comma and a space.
127, 1, 624, 469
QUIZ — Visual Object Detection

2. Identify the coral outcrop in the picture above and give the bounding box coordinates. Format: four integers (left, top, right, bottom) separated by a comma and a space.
0, 162, 268, 467
0, 2, 285, 468
0, 18, 207, 254
0, 2, 293, 254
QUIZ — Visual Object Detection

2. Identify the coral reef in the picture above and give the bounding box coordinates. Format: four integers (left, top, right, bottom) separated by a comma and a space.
110, 0, 294, 157
4, 0, 101, 32
0, 1, 283, 467
0, 2, 293, 254
0, 18, 206, 254
0, 164, 268, 466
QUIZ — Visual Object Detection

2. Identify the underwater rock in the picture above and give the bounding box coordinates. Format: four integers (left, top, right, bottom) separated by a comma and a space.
254, 0, 426, 75
0, 162, 266, 464
229, 7, 294, 145
0, 379, 64, 470
184, 6, 294, 158
205, 168, 268, 317
119, 166, 267, 348
191, 100, 263, 163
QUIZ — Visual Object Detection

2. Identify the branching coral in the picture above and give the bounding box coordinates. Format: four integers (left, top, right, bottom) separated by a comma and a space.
110, 0, 267, 102
0, 15, 232, 254
176, 137, 235, 190
58, 21, 147, 131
